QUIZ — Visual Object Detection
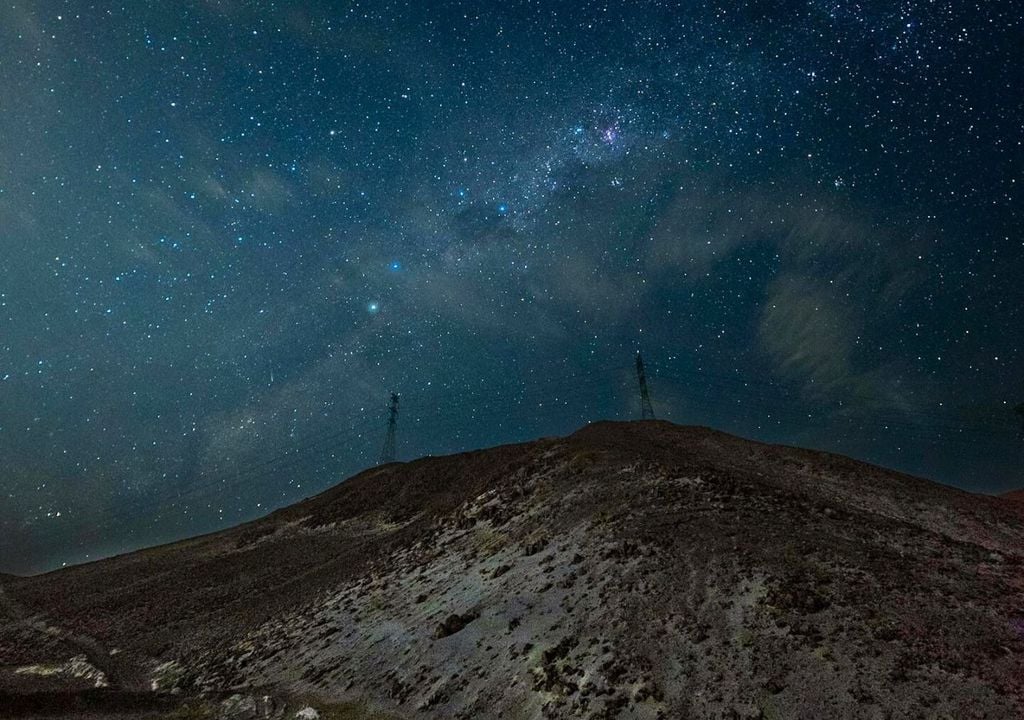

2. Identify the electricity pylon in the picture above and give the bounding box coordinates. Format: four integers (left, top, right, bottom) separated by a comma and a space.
635, 353, 655, 419
378, 392, 399, 464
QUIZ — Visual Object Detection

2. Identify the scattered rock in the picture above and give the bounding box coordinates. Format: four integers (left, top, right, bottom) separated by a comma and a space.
522, 537, 548, 556
219, 694, 258, 719
491, 563, 512, 578
435, 611, 480, 638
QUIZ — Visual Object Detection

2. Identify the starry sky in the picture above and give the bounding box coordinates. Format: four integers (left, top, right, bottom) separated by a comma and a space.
1, 0, 1021, 574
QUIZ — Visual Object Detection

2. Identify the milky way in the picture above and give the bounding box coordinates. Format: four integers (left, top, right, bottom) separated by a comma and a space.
1, 1, 1021, 573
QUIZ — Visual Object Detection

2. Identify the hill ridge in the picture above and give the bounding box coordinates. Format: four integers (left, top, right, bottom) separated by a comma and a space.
2, 420, 1022, 719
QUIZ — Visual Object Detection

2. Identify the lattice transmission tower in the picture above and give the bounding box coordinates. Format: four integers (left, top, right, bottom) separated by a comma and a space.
635, 352, 655, 420
378, 392, 400, 464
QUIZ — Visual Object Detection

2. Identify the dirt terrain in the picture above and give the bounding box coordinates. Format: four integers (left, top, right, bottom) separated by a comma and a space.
1004, 489, 1024, 505
2, 420, 1022, 719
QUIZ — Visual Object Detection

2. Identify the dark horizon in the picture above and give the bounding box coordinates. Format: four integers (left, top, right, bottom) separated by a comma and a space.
4, 413, 1021, 577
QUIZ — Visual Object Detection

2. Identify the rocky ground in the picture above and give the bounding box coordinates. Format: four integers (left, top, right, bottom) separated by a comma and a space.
2, 421, 1022, 719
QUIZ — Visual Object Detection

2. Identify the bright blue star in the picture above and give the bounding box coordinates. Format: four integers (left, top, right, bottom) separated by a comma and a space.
367, 302, 380, 313
389, 260, 401, 272
497, 203, 509, 215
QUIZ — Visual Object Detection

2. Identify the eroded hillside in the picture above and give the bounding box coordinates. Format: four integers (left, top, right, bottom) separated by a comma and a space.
2, 421, 1022, 719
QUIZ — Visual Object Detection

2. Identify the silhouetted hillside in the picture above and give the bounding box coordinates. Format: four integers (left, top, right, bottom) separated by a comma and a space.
2, 421, 1022, 719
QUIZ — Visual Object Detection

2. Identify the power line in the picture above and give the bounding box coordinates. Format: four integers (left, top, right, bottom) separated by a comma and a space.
378, 393, 399, 465
646, 363, 1017, 433
75, 420, 382, 538
635, 353, 655, 419
33, 357, 1021, 552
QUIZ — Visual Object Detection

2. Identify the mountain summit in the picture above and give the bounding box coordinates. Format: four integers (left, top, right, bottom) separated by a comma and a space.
2, 421, 1022, 718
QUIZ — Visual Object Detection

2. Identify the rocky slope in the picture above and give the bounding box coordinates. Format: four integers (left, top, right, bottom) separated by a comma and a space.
2, 421, 1022, 719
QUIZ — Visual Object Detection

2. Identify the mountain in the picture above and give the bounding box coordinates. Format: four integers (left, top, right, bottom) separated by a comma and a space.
2, 420, 1022, 719
1004, 489, 1024, 505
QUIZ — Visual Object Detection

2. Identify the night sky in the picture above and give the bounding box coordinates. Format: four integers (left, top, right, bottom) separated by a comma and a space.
1, 1, 1021, 575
